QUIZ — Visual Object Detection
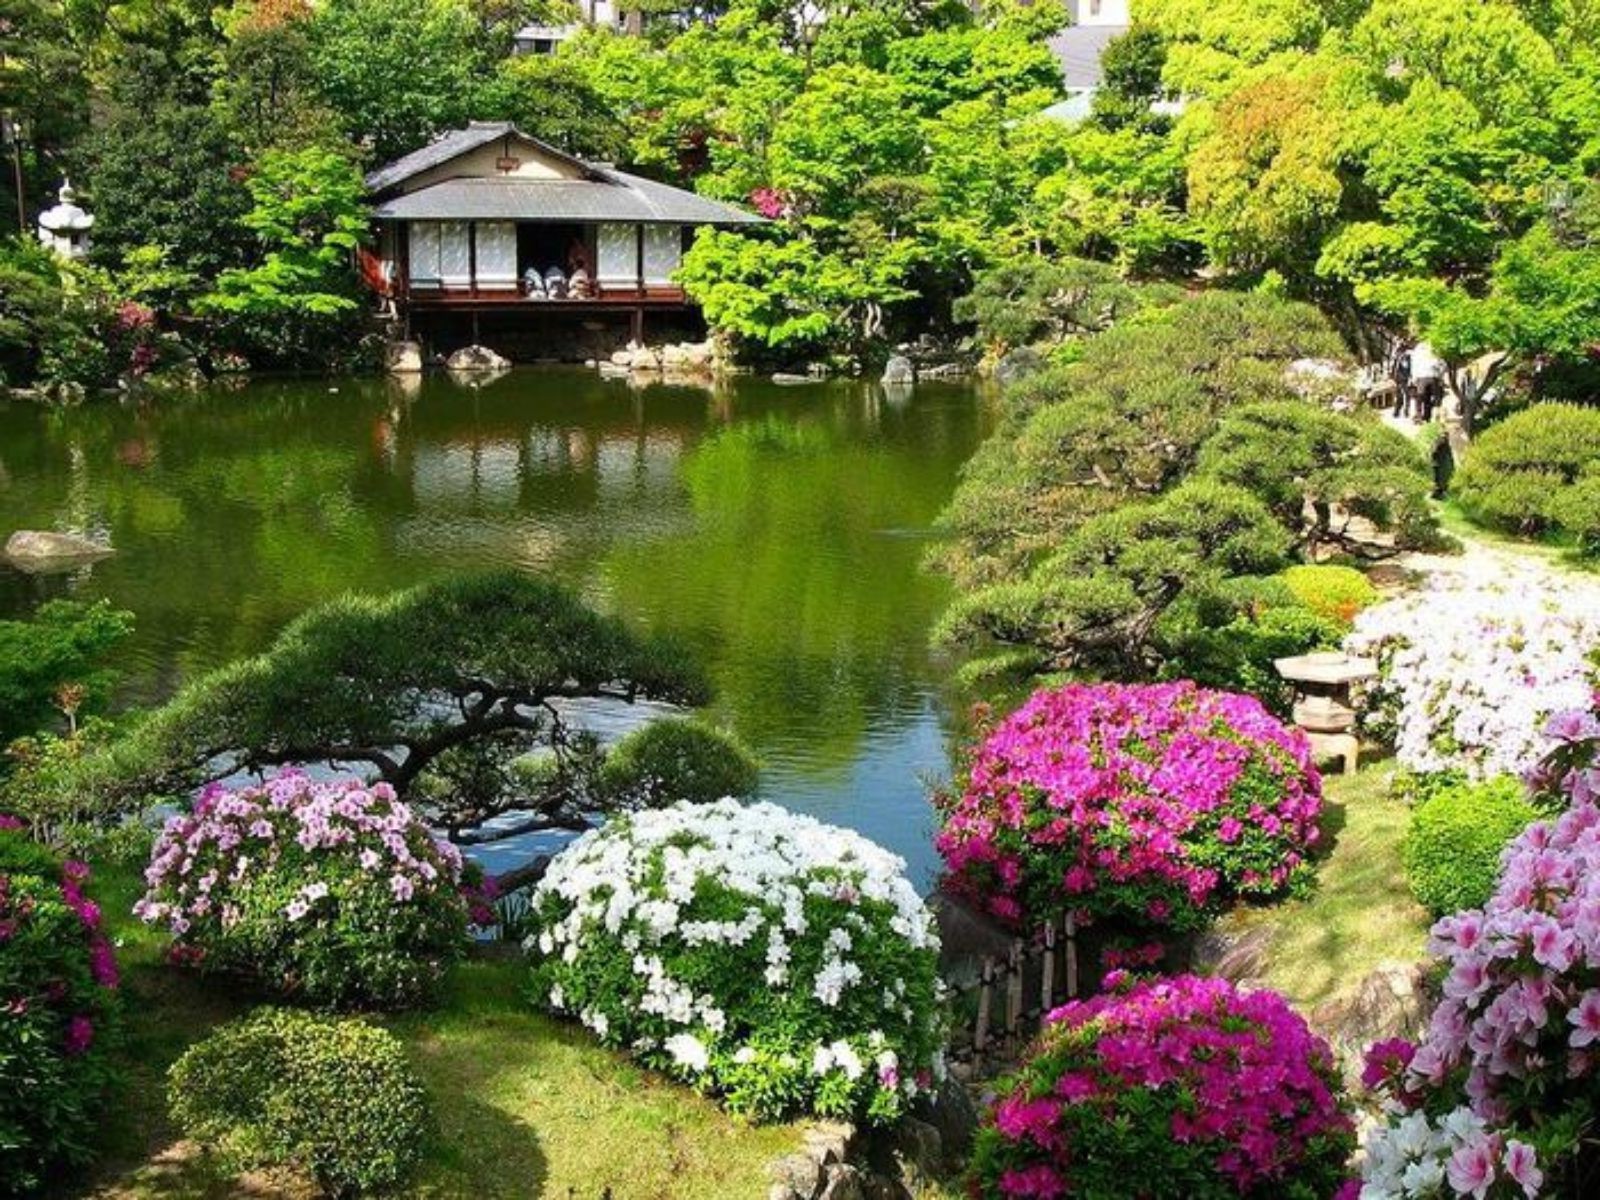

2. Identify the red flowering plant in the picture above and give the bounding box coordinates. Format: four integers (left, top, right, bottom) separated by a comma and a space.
0, 819, 121, 1195
968, 974, 1356, 1200
935, 682, 1323, 936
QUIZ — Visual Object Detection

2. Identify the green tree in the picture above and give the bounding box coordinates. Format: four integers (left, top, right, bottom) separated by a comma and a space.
0, 600, 133, 748
952, 257, 1139, 355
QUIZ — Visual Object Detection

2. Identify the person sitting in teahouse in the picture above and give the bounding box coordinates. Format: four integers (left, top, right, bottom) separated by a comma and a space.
544, 265, 568, 299
523, 267, 546, 298
569, 266, 594, 299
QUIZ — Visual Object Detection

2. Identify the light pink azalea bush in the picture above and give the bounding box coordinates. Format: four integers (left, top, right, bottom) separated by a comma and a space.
1360, 702, 1600, 1198
969, 974, 1356, 1199
935, 682, 1323, 933
136, 772, 491, 1008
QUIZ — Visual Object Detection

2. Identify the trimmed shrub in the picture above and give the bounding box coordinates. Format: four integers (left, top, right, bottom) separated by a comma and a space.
0, 823, 121, 1195
935, 682, 1323, 933
969, 975, 1355, 1199
596, 717, 759, 808
1281, 564, 1378, 626
1453, 402, 1600, 551
168, 1007, 427, 1197
136, 772, 477, 1008
1402, 776, 1540, 916
527, 798, 942, 1125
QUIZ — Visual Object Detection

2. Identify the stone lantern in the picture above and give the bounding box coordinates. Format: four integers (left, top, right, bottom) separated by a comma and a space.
1273, 650, 1379, 775
37, 179, 93, 261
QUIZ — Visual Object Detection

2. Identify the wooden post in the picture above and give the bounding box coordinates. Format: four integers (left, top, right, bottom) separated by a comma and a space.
468, 220, 478, 298
1041, 920, 1056, 1014
974, 958, 994, 1052
1006, 938, 1023, 1035
631, 306, 644, 345
1064, 913, 1079, 999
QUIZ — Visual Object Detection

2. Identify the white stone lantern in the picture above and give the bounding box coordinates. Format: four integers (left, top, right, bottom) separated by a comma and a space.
1273, 650, 1379, 775
37, 179, 93, 261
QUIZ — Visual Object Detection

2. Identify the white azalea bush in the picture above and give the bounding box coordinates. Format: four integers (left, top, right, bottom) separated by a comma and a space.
1345, 572, 1600, 780
525, 799, 944, 1124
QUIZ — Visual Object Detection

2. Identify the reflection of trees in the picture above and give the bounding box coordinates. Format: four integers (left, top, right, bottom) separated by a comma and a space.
603, 412, 980, 773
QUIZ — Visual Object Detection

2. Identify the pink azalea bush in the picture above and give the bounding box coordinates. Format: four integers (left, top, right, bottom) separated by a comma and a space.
136, 772, 489, 1008
1359, 703, 1600, 1197
1, 820, 121, 1194
935, 682, 1323, 933
968, 974, 1356, 1199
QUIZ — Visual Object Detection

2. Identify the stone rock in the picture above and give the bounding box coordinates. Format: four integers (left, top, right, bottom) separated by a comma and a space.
610, 349, 634, 367
445, 344, 511, 372
887, 1116, 943, 1191
994, 346, 1045, 386
661, 343, 690, 368
1310, 960, 1434, 1091
817, 1164, 865, 1200
929, 892, 1014, 988
919, 362, 967, 380
5, 530, 114, 566
1186, 924, 1275, 983
385, 340, 423, 373
772, 372, 813, 386
914, 1075, 978, 1166
880, 355, 915, 386
803, 1121, 856, 1168
770, 1152, 823, 1200
684, 341, 713, 367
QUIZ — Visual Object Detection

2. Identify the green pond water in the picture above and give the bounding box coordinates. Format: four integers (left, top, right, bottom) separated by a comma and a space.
0, 369, 993, 885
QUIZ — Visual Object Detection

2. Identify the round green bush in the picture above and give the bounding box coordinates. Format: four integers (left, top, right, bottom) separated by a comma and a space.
597, 717, 759, 808
1280, 564, 1378, 626
1453, 403, 1600, 548
168, 1008, 428, 1198
0, 824, 121, 1195
1402, 776, 1540, 916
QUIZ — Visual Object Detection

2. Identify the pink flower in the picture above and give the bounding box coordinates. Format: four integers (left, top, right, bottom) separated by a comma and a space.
1504, 1140, 1542, 1198
1567, 989, 1600, 1047
1446, 1135, 1498, 1199
390, 874, 415, 902
64, 1015, 94, 1057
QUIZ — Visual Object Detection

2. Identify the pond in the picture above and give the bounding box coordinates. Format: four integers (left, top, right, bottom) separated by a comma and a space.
0, 369, 993, 887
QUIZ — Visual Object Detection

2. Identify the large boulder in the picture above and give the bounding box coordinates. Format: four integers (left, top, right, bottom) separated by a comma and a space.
1310, 960, 1434, 1091
385, 340, 423, 374
880, 356, 915, 386
5, 530, 114, 570
445, 344, 512, 372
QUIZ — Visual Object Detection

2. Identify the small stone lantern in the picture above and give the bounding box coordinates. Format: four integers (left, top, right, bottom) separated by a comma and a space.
37, 179, 93, 261
1273, 650, 1378, 775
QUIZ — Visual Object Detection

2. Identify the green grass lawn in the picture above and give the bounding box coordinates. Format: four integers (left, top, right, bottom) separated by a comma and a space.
72, 861, 802, 1200
1216, 762, 1432, 1012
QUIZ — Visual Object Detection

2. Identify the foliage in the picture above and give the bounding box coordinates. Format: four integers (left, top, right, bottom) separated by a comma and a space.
1402, 776, 1541, 917
0, 826, 121, 1195
1346, 571, 1600, 779
969, 975, 1355, 1200
526, 798, 943, 1125
935, 681, 1323, 933
168, 1006, 429, 1197
929, 293, 1436, 682
951, 257, 1139, 355
1361, 712, 1600, 1196
1281, 564, 1379, 626
135, 772, 481, 1007
0, 600, 132, 749
201, 146, 372, 367
595, 717, 759, 810
81, 572, 713, 842
1452, 403, 1600, 555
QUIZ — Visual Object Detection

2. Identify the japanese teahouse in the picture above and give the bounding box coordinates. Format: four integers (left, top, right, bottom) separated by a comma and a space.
362, 121, 761, 347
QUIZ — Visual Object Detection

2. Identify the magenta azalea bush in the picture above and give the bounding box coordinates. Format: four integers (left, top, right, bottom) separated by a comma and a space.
969, 974, 1355, 1199
1360, 704, 1600, 1198
136, 772, 489, 1008
936, 682, 1323, 932
1, 821, 121, 1194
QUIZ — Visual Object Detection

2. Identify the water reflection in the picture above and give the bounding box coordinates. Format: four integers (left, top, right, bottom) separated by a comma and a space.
0, 370, 991, 884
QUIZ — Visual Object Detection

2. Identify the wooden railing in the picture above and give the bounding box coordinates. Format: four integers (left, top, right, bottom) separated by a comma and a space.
947, 913, 1083, 1068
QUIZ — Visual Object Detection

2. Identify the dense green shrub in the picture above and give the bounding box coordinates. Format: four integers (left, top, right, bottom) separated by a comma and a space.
0, 825, 121, 1195
596, 718, 759, 808
1280, 564, 1379, 626
1453, 403, 1600, 553
0, 600, 132, 749
168, 1007, 428, 1198
1402, 776, 1541, 916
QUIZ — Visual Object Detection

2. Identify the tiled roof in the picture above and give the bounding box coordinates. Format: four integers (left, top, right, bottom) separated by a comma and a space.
364, 122, 596, 194
370, 174, 761, 225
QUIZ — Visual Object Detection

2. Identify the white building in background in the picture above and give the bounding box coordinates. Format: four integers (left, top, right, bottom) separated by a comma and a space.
1043, 0, 1132, 123
512, 1, 622, 54
37, 180, 93, 261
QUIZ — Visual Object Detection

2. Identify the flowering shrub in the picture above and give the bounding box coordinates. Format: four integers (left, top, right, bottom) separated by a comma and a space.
969, 974, 1355, 1199
0, 822, 121, 1194
169, 1007, 428, 1197
1359, 1107, 1544, 1200
526, 798, 942, 1124
136, 772, 483, 1008
935, 682, 1322, 932
1360, 711, 1600, 1196
1345, 573, 1600, 780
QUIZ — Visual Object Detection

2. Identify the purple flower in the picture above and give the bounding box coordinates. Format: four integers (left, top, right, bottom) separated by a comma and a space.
63, 1015, 94, 1057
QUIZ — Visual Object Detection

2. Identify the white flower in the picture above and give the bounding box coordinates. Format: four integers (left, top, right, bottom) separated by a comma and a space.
664, 1033, 710, 1073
